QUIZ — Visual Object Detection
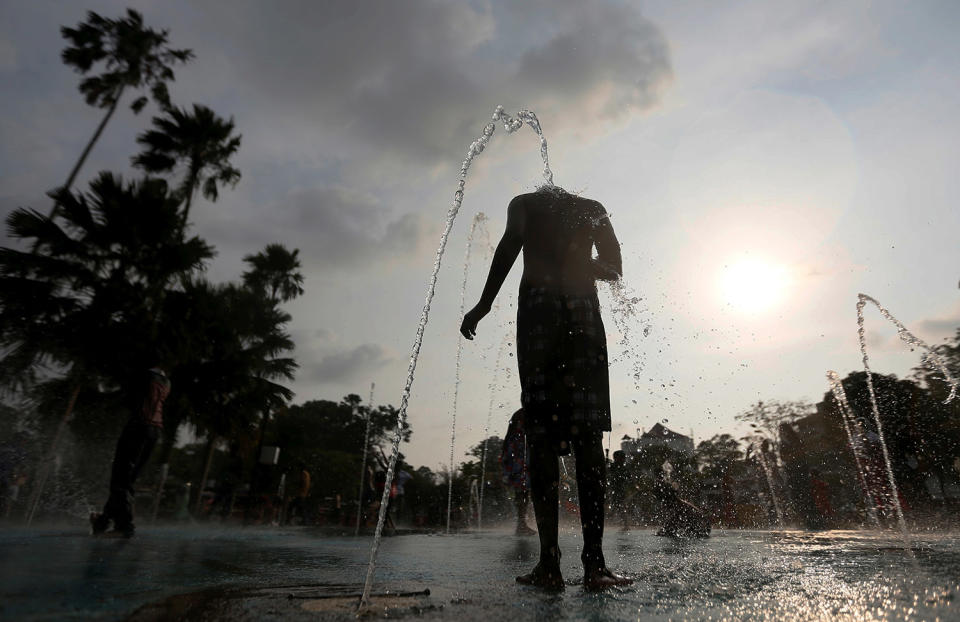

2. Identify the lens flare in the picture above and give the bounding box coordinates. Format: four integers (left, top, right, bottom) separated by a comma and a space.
718, 257, 789, 313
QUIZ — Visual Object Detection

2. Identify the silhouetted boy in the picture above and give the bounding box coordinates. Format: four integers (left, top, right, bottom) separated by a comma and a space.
462, 187, 629, 590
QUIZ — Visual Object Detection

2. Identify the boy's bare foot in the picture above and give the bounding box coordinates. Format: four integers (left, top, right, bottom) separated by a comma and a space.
516, 563, 564, 590
584, 567, 632, 591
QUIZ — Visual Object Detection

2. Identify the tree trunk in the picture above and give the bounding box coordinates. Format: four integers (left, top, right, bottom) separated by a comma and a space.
25, 382, 82, 525
46, 89, 124, 221
194, 434, 217, 516
178, 166, 200, 234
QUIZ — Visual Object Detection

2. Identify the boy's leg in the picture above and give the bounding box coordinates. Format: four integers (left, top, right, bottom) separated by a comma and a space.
572, 433, 606, 571
573, 433, 633, 590
517, 432, 563, 589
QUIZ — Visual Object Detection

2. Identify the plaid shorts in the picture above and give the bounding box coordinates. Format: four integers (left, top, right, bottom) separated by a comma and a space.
517, 286, 611, 454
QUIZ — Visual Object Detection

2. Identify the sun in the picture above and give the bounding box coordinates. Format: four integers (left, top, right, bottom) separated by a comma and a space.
718, 257, 790, 313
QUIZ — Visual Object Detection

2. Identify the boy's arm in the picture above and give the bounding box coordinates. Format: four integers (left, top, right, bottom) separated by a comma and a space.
592, 202, 622, 281
460, 196, 525, 339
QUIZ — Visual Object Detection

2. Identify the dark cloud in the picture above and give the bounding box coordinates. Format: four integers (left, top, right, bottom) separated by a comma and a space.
511, 3, 672, 117
187, 0, 672, 163
916, 314, 960, 341
304, 343, 392, 384
200, 183, 436, 270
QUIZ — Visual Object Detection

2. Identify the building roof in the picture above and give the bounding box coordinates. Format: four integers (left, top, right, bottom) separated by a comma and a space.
641, 423, 690, 441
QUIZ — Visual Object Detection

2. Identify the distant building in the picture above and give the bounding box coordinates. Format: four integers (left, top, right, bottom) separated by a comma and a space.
621, 423, 695, 457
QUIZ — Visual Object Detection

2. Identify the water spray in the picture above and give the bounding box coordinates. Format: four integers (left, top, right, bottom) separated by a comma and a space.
446, 212, 489, 534
355, 382, 375, 537
359, 106, 553, 608
826, 371, 882, 528
854, 293, 958, 540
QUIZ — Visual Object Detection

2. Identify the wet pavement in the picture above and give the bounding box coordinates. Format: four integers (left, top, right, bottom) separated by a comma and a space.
1, 525, 958, 621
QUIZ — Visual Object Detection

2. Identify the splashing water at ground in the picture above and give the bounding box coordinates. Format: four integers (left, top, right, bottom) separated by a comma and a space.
360, 106, 554, 606
826, 370, 882, 529
854, 293, 959, 542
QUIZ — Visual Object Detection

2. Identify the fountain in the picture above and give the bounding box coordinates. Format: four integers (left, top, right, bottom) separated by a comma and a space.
354, 382, 375, 536
359, 106, 554, 607
478, 331, 511, 529
854, 293, 958, 538
751, 443, 785, 528
446, 212, 490, 534
826, 371, 882, 528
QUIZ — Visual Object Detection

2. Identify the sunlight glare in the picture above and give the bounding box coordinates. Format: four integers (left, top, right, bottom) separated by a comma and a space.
718, 257, 790, 313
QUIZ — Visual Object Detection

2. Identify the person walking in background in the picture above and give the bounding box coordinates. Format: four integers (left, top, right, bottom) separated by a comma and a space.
501, 409, 536, 536
91, 362, 171, 537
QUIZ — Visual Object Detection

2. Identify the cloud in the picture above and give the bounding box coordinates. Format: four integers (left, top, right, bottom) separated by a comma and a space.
303, 343, 393, 384
0, 36, 16, 72
915, 304, 960, 343
200, 183, 437, 270
186, 0, 672, 164
510, 2, 672, 118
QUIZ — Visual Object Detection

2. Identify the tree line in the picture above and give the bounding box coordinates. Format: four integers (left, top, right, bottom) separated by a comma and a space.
0, 8, 306, 520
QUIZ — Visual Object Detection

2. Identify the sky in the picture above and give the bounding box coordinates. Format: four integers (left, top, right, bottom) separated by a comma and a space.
2, 1, 959, 471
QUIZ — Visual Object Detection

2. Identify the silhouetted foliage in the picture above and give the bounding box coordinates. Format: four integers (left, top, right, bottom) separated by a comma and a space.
56, 9, 193, 199
61, 8, 192, 112
133, 103, 241, 230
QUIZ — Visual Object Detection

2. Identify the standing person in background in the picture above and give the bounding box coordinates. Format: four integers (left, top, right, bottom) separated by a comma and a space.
607, 450, 631, 531
286, 462, 312, 525
91, 362, 171, 537
501, 409, 535, 536
394, 469, 412, 525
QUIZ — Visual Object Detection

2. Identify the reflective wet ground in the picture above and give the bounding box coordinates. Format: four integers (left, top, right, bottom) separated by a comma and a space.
1, 526, 957, 620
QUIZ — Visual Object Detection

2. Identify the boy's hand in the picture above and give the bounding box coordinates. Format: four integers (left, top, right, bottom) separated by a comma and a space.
460, 303, 490, 340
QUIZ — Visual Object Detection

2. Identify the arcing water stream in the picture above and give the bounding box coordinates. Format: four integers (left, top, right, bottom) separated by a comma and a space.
855, 293, 958, 539
359, 106, 554, 607
446, 212, 490, 534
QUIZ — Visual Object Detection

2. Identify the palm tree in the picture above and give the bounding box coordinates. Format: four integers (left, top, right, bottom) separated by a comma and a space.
133, 104, 241, 232
55, 9, 193, 205
237, 244, 304, 516
0, 173, 213, 521
242, 244, 305, 304
168, 281, 297, 514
